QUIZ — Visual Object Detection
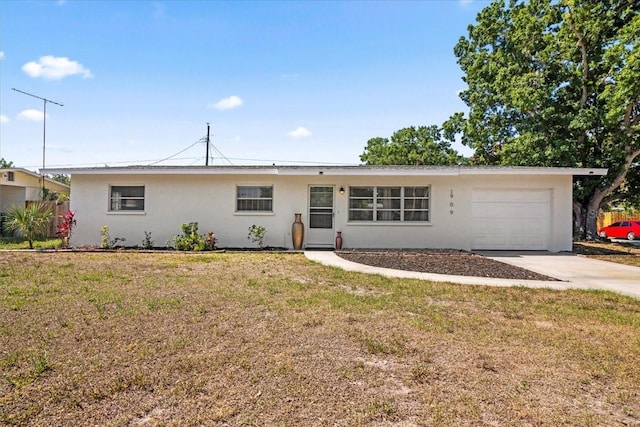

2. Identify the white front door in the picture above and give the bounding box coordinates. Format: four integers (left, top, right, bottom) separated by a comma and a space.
306, 186, 335, 247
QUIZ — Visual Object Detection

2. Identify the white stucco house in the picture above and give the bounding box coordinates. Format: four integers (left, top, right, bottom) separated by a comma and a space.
42, 165, 607, 252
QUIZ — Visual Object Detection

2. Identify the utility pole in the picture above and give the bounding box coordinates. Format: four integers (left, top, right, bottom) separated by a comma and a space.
205, 122, 210, 166
11, 88, 64, 197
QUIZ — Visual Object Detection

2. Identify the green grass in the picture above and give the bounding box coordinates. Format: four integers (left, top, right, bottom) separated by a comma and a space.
0, 237, 62, 250
0, 252, 638, 426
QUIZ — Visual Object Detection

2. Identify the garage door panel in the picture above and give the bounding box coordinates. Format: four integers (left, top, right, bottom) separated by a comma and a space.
472, 189, 550, 203
472, 189, 551, 250
473, 202, 549, 219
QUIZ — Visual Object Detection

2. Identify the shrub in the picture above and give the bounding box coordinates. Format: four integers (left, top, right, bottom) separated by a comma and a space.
173, 223, 217, 251
100, 226, 126, 249
247, 224, 267, 249
204, 232, 218, 251
141, 231, 154, 249
174, 222, 203, 251
3, 202, 53, 249
56, 210, 76, 249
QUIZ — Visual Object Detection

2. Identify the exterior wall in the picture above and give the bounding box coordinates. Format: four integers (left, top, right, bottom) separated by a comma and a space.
0, 186, 26, 212
69, 172, 574, 251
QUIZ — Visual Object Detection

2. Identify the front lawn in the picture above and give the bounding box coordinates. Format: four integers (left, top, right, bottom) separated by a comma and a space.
1, 252, 639, 425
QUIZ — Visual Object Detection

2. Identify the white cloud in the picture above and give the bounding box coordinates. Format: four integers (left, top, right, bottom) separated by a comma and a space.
459, 0, 473, 6
0, 51, 4, 60
0, 115, 9, 123
287, 126, 311, 139
209, 95, 244, 111
22, 55, 93, 80
18, 109, 47, 122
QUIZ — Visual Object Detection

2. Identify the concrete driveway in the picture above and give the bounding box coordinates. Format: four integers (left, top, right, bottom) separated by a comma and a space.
478, 251, 640, 299
305, 251, 640, 300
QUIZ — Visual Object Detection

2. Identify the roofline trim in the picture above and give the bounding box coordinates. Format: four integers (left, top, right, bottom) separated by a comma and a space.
41, 165, 609, 177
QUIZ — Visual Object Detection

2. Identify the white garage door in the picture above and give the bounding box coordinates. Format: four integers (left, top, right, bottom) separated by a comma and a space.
471, 189, 551, 250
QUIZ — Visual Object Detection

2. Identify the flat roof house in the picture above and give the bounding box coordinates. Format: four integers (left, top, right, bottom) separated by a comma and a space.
42, 165, 607, 252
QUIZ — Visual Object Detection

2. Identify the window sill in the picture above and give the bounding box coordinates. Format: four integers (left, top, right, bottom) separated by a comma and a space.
346, 221, 432, 226
107, 211, 146, 215
233, 212, 276, 216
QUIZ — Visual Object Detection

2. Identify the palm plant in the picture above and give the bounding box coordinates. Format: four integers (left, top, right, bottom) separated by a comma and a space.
3, 202, 53, 249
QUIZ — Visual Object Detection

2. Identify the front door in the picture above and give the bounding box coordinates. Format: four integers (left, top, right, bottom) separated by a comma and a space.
306, 186, 335, 247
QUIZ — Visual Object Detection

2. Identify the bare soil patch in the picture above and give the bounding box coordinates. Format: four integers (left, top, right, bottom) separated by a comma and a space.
337, 249, 558, 280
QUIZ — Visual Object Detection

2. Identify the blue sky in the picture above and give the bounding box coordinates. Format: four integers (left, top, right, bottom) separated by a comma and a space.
0, 0, 486, 170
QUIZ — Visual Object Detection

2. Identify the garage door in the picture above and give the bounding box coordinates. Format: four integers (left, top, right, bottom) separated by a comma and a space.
471, 189, 551, 250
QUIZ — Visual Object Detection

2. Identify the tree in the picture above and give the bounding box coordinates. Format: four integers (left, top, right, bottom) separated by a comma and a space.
360, 124, 466, 166
3, 202, 53, 249
453, 0, 639, 239
0, 158, 14, 168
48, 173, 70, 186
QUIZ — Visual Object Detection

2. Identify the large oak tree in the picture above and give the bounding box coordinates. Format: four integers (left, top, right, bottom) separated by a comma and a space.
454, 0, 639, 239
360, 123, 466, 166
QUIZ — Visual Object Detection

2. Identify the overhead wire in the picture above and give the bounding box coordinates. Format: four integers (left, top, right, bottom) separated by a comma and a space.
147, 136, 206, 166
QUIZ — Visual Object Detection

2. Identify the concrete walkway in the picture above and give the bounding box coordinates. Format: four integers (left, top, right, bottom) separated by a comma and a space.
304, 251, 640, 299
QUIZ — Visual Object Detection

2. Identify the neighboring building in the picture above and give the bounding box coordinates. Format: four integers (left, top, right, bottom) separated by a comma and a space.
0, 168, 70, 212
0, 168, 71, 237
42, 165, 606, 252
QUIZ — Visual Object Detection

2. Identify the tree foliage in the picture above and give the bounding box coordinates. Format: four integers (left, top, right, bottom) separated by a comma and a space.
454, 0, 639, 238
47, 173, 71, 186
0, 158, 14, 168
360, 123, 466, 166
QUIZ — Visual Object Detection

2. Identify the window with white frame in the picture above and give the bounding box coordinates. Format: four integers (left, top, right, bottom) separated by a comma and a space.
236, 185, 273, 212
109, 185, 145, 211
348, 186, 430, 222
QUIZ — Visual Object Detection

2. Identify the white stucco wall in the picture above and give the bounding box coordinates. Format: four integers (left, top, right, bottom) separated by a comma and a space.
68, 172, 575, 251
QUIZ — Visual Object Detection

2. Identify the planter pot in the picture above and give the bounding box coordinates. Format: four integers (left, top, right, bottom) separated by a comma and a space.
292, 213, 304, 250
335, 231, 343, 250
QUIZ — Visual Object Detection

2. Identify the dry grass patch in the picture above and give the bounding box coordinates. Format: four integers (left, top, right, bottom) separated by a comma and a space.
574, 241, 640, 267
1, 252, 639, 426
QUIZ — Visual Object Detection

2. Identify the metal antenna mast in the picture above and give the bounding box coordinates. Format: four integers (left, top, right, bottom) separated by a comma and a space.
205, 122, 210, 166
11, 88, 64, 196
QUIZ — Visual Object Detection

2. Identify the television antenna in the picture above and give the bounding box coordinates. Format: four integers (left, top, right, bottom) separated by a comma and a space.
11, 88, 64, 196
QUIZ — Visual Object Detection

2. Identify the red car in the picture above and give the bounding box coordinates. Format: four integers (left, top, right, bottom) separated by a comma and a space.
598, 220, 640, 240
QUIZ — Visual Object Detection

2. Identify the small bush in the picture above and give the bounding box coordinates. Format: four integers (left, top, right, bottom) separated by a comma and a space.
100, 226, 126, 249
141, 231, 154, 249
247, 224, 267, 248
56, 210, 76, 249
173, 222, 217, 251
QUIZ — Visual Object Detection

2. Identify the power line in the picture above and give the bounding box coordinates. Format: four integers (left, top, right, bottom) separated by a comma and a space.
147, 136, 206, 165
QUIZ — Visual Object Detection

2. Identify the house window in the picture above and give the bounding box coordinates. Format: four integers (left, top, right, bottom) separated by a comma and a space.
7, 172, 14, 182
236, 185, 273, 212
348, 186, 430, 222
109, 185, 145, 211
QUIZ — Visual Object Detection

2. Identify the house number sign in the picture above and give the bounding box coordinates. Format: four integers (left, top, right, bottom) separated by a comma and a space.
449, 189, 454, 215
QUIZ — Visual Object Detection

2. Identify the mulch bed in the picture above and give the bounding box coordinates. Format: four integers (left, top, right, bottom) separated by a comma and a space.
336, 249, 559, 281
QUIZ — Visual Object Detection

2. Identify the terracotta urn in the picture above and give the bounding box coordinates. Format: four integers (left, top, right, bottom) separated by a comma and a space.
292, 213, 304, 250
335, 231, 343, 250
